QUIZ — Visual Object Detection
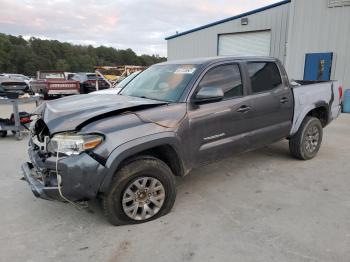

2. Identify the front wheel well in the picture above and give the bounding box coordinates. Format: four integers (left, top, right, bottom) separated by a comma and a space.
118, 145, 184, 177
306, 106, 329, 127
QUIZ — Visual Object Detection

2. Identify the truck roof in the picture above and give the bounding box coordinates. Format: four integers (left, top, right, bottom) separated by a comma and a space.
159, 56, 278, 66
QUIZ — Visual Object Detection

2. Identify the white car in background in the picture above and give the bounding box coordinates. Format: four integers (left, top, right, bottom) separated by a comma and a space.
92, 71, 141, 95
0, 73, 32, 86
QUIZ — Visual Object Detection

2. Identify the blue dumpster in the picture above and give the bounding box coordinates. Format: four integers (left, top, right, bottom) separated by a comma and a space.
343, 89, 350, 113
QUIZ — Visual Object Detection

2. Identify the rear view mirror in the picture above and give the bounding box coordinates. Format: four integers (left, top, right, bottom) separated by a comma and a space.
193, 86, 224, 103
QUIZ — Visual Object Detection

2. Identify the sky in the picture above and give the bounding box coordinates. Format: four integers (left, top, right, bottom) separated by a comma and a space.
0, 0, 279, 57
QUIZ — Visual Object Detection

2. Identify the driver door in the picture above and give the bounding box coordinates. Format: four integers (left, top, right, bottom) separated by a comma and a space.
186, 63, 253, 165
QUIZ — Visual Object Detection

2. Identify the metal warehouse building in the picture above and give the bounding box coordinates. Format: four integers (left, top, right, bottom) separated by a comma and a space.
166, 0, 350, 89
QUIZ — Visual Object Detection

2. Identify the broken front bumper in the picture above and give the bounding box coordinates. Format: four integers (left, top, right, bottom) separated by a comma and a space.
21, 162, 60, 200
22, 146, 108, 202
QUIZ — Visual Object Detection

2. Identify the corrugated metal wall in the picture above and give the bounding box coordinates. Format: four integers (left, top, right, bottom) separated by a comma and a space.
167, 3, 290, 63
285, 0, 350, 88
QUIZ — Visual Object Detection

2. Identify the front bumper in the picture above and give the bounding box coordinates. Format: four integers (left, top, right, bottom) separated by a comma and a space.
22, 146, 107, 202
21, 162, 60, 200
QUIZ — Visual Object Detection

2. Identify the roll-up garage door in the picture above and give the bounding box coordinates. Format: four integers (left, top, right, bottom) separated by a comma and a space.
218, 31, 271, 56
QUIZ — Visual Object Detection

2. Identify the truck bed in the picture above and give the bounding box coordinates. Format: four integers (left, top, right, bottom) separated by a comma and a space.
290, 80, 342, 135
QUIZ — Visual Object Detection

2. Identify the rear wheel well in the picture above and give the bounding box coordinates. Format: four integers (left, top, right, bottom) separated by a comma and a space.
307, 106, 329, 127
119, 145, 184, 177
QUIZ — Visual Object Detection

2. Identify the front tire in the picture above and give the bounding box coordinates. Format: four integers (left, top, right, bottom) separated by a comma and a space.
289, 116, 323, 160
103, 157, 176, 226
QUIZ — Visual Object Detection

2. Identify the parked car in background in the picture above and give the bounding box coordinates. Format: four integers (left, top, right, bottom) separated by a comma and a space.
0, 76, 30, 93
0, 73, 32, 86
22, 57, 342, 225
72, 73, 110, 94
0, 85, 23, 98
30, 70, 80, 99
93, 71, 141, 95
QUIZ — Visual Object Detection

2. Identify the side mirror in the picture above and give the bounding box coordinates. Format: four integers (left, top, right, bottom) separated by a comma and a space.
193, 86, 224, 103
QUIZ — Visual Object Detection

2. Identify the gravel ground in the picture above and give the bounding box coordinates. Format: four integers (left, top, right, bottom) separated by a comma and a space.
0, 101, 349, 262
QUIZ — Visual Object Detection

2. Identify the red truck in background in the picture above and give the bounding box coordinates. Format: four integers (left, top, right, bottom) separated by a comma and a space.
30, 70, 80, 99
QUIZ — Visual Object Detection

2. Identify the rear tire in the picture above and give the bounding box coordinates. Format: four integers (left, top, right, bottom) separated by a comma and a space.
103, 156, 176, 226
289, 117, 323, 160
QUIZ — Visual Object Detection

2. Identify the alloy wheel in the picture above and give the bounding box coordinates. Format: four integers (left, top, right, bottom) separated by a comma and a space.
122, 177, 166, 221
305, 125, 320, 153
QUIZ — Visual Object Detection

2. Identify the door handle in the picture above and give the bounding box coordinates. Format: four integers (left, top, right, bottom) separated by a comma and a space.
280, 97, 289, 104
236, 105, 251, 113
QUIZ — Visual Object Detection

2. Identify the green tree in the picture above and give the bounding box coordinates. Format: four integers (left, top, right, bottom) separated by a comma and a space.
56, 59, 70, 71
0, 33, 167, 76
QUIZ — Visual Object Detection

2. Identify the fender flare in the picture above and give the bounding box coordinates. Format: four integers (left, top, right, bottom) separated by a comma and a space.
99, 132, 185, 192
291, 102, 330, 136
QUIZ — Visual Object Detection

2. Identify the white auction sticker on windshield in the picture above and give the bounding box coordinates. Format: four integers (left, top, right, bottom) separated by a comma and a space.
174, 67, 196, 74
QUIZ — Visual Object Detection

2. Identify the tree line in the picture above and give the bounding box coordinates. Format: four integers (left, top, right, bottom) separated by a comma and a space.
0, 33, 166, 76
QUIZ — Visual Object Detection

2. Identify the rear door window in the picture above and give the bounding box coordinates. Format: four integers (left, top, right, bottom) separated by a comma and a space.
247, 62, 282, 93
198, 64, 243, 100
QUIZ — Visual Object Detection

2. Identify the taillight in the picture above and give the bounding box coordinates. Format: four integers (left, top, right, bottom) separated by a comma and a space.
339, 86, 343, 100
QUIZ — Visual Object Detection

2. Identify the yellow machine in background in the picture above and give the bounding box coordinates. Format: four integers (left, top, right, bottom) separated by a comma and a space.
94, 65, 146, 89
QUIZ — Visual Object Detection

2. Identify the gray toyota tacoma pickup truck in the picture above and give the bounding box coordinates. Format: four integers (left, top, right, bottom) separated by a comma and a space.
22, 57, 342, 225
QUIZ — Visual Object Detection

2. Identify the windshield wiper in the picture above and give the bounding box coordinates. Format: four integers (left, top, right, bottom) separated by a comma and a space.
139, 96, 172, 103
121, 94, 172, 103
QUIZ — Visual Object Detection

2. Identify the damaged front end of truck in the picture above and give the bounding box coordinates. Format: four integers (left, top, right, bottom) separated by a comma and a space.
21, 94, 170, 203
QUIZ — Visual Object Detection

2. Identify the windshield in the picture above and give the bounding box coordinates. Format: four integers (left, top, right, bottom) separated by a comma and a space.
120, 64, 198, 102
40, 72, 65, 79
116, 71, 140, 89
11, 74, 29, 80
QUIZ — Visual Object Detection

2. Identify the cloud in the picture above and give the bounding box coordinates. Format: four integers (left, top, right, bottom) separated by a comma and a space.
0, 0, 279, 56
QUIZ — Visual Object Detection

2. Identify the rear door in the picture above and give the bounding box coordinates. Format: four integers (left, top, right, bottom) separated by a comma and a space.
187, 62, 253, 165
243, 61, 293, 148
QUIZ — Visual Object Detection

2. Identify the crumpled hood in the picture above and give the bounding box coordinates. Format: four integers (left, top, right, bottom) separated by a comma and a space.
42, 94, 166, 134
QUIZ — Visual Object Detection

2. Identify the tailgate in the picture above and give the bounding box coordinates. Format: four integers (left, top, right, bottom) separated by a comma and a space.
47, 82, 80, 95
48, 83, 79, 90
